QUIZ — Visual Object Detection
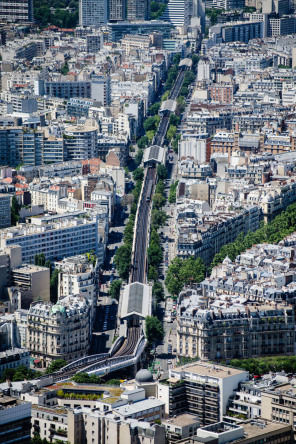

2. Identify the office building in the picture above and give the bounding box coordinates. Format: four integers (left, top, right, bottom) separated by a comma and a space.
0, 0, 33, 23
0, 212, 104, 265
36, 80, 91, 99
161, 0, 192, 27
127, 0, 150, 20
158, 362, 248, 423
0, 194, 11, 229
268, 16, 295, 37
107, 20, 173, 41
0, 397, 31, 444
109, 0, 126, 21
27, 295, 91, 367
79, 0, 108, 26
91, 75, 111, 106
209, 20, 263, 43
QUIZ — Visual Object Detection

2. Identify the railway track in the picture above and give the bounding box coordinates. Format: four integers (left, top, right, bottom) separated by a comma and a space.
37, 62, 191, 382
113, 327, 140, 357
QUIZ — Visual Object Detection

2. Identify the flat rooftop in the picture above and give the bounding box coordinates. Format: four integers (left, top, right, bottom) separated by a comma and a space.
163, 413, 199, 427
238, 420, 291, 441
171, 362, 248, 379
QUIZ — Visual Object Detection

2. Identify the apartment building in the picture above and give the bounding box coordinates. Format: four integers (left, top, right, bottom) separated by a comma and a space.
38, 80, 91, 99
0, 127, 65, 168
0, 212, 104, 265
55, 254, 99, 318
27, 295, 91, 367
79, 0, 108, 26
30, 184, 68, 211
121, 35, 151, 55
0, 397, 31, 444
261, 383, 296, 432
158, 362, 248, 424
209, 84, 235, 104
176, 202, 261, 266
190, 420, 294, 444
64, 125, 98, 161
11, 264, 50, 302
0, 0, 33, 22
0, 348, 30, 377
32, 404, 165, 444
176, 288, 295, 361
91, 75, 111, 106
202, 236, 296, 305
0, 194, 11, 229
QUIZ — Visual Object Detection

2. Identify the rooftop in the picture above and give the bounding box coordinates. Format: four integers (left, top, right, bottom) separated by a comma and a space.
171, 362, 248, 379
163, 413, 199, 427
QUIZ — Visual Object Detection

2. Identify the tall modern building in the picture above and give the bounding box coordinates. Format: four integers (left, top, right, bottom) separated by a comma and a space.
109, 0, 126, 21
91, 75, 111, 106
0, 194, 11, 229
0, 0, 33, 23
79, 0, 108, 26
127, 0, 150, 20
161, 0, 192, 27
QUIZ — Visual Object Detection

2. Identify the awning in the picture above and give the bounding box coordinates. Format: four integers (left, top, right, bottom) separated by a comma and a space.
34, 359, 41, 364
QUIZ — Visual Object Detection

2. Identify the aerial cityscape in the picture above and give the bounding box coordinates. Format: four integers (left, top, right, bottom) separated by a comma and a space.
2, 0, 296, 442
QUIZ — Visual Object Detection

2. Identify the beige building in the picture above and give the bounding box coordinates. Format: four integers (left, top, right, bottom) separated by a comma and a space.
27, 295, 91, 368
261, 383, 296, 433
177, 291, 295, 362
55, 253, 99, 319
11, 264, 50, 302
32, 404, 166, 444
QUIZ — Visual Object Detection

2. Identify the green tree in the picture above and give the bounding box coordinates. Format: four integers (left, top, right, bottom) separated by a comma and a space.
143, 115, 160, 132
167, 125, 177, 142
161, 90, 170, 101
165, 256, 205, 296
61, 61, 69, 76
153, 193, 165, 209
145, 315, 164, 346
50, 269, 59, 303
169, 180, 179, 203
173, 53, 181, 65
133, 167, 144, 182
180, 257, 205, 286
169, 113, 180, 127
148, 242, 163, 268
45, 359, 67, 374
148, 265, 158, 281
148, 101, 161, 116
176, 96, 186, 114
180, 86, 189, 97
137, 136, 149, 150
108, 280, 122, 301
152, 281, 165, 302
150, 1, 167, 19
165, 257, 184, 296
135, 148, 144, 166
151, 209, 167, 229
114, 244, 132, 279
157, 164, 168, 180
146, 130, 155, 142
11, 195, 20, 226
